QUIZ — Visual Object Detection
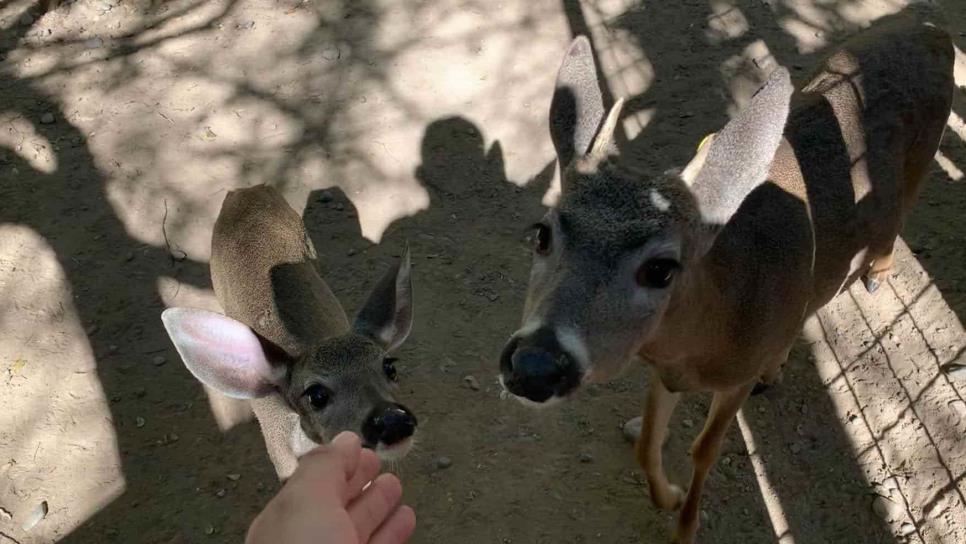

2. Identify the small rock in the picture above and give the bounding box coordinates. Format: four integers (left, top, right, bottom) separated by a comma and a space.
40, 113, 55, 124
166, 433, 179, 443
204, 524, 215, 535
622, 417, 643, 443
334, 202, 345, 211
872, 495, 901, 522
135, 416, 146, 428
899, 522, 915, 536
346, 248, 356, 256
84, 37, 104, 49
436, 456, 453, 470
317, 190, 334, 203
578, 452, 594, 463
125, 251, 135, 261
21, 500, 47, 531
215, 489, 226, 498
109, 344, 119, 353
942, 363, 966, 381
227, 473, 241, 481
152, 356, 167, 366
757, 404, 766, 413
462, 375, 480, 391
682, 418, 694, 428
721, 456, 732, 466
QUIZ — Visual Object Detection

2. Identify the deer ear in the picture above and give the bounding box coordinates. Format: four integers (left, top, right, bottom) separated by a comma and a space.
549, 36, 605, 168
687, 67, 793, 225
353, 248, 414, 353
161, 308, 286, 399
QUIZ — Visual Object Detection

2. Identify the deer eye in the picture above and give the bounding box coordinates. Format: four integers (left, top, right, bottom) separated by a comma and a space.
532, 223, 552, 255
636, 258, 679, 289
303, 384, 331, 410
383, 357, 398, 382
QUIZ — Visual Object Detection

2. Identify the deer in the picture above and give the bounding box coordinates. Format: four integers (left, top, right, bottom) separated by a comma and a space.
498, 15, 954, 543
161, 184, 417, 479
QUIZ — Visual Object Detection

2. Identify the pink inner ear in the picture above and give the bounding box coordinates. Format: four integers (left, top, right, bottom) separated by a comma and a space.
161, 308, 281, 399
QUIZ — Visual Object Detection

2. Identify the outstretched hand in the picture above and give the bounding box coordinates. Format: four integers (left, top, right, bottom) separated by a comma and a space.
246, 432, 416, 544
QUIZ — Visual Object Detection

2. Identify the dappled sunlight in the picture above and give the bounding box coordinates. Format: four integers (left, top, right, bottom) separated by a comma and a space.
721, 39, 779, 115
934, 150, 964, 181
0, 225, 123, 542
804, 237, 966, 543
736, 411, 796, 544
0, 113, 57, 174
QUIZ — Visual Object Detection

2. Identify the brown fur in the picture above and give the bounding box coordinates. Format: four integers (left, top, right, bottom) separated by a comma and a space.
636, 19, 954, 542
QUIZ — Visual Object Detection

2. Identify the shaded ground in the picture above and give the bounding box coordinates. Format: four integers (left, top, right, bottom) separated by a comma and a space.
0, 0, 963, 543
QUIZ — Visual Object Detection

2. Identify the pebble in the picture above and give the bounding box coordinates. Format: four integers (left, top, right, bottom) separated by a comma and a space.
899, 522, 915, 536
682, 418, 694, 428
436, 456, 452, 470
227, 473, 241, 481
347, 248, 356, 256
942, 363, 966, 381
578, 452, 594, 463
872, 495, 902, 522
215, 489, 226, 498
317, 190, 333, 203
334, 202, 345, 211
21, 501, 47, 531
40, 113, 55, 124
153, 356, 167, 366
622, 417, 643, 443
135, 416, 146, 428
204, 524, 215, 535
125, 251, 135, 261
462, 375, 480, 391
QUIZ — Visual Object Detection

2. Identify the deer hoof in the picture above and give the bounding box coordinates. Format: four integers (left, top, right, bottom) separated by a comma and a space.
863, 275, 881, 294
653, 483, 685, 511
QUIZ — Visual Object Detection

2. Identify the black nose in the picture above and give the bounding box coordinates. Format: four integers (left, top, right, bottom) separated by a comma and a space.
500, 327, 581, 403
363, 404, 417, 446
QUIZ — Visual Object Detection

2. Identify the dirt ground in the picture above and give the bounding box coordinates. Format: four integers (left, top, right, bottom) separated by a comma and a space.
0, 0, 964, 542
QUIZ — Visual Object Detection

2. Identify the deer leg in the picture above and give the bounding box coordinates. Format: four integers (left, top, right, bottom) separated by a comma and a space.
635, 370, 684, 511
672, 381, 755, 544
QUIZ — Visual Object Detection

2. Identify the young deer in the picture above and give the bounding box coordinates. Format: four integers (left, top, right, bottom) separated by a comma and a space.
162, 185, 417, 479
499, 18, 953, 543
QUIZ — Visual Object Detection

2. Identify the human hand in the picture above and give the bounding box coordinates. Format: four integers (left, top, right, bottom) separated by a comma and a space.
246, 432, 416, 544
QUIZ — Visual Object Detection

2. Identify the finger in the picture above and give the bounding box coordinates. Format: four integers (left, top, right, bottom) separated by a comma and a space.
289, 432, 361, 500
348, 473, 403, 541
329, 431, 363, 481
346, 447, 381, 501
368, 505, 416, 544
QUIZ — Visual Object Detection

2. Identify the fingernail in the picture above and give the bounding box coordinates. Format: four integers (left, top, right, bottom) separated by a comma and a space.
332, 431, 360, 446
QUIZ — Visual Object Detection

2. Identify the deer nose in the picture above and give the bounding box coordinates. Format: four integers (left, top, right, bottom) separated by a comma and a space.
363, 404, 417, 447
500, 327, 582, 403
